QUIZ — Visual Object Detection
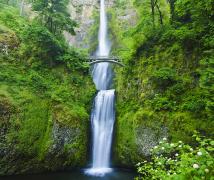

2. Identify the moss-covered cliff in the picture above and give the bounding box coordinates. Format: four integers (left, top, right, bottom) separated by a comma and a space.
107, 0, 214, 167
0, 4, 95, 175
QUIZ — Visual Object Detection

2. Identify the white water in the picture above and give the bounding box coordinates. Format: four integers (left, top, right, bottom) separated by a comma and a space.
85, 0, 115, 177
92, 0, 112, 90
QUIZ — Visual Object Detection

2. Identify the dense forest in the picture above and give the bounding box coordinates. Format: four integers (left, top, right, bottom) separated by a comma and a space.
0, 0, 213, 179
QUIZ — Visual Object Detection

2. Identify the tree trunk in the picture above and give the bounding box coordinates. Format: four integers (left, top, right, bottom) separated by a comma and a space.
20, 0, 25, 16
156, 2, 163, 25
151, 0, 155, 26
50, 18, 53, 33
168, 0, 175, 22
170, 0, 175, 20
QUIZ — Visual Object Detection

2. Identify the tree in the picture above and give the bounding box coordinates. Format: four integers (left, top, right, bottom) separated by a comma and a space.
151, 0, 155, 26
20, 0, 25, 16
167, 0, 176, 22
150, 0, 164, 26
32, 0, 77, 35
20, 23, 64, 65
155, 1, 163, 25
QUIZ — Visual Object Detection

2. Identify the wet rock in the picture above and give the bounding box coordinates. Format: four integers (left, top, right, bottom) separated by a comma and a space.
49, 121, 81, 154
64, 0, 99, 48
64, 0, 117, 48
136, 127, 168, 156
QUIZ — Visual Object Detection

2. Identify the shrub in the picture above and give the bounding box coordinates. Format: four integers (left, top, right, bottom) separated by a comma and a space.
151, 67, 177, 91
152, 95, 176, 111
136, 133, 214, 180
20, 23, 64, 65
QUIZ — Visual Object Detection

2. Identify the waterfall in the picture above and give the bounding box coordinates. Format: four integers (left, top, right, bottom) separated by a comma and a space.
92, 0, 112, 90
85, 0, 115, 176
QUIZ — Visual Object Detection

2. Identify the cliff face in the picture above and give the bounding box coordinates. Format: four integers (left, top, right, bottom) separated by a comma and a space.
108, 0, 213, 168
64, 0, 124, 49
64, 0, 99, 48
0, 92, 90, 175
0, 5, 95, 175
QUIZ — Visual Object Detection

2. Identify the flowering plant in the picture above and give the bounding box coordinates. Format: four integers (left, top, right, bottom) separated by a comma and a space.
136, 133, 214, 179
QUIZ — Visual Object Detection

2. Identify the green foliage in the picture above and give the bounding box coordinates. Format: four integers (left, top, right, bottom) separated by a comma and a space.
136, 134, 214, 180
0, 4, 26, 33
32, 0, 77, 35
0, 2, 95, 174
20, 22, 64, 65
181, 92, 206, 113
114, 110, 139, 166
16, 97, 50, 154
151, 67, 177, 91
110, 0, 214, 168
152, 96, 175, 111
0, 4, 88, 70
199, 56, 214, 120
85, 10, 99, 53
61, 47, 89, 72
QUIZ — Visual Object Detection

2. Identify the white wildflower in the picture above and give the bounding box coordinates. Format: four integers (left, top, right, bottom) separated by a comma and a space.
163, 137, 167, 141
197, 151, 202, 156
193, 164, 199, 169
159, 141, 163, 144
205, 169, 209, 173
167, 158, 171, 161
179, 141, 182, 143
175, 153, 179, 157
161, 147, 165, 150
178, 145, 182, 148
190, 148, 193, 151
154, 146, 158, 149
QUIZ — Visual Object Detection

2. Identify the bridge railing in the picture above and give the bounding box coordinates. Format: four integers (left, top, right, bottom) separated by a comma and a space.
87, 56, 124, 66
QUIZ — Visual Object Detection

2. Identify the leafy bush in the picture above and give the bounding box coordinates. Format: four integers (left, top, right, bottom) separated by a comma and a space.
136, 133, 214, 180
151, 67, 177, 91
152, 95, 176, 111
0, 5, 26, 33
20, 23, 64, 65
32, 0, 77, 35
181, 94, 206, 113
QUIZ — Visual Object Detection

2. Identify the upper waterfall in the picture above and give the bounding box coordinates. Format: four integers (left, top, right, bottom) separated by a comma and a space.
97, 0, 111, 56
92, 0, 113, 90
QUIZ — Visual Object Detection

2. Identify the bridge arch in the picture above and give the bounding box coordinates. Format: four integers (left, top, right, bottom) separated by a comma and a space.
88, 56, 125, 67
